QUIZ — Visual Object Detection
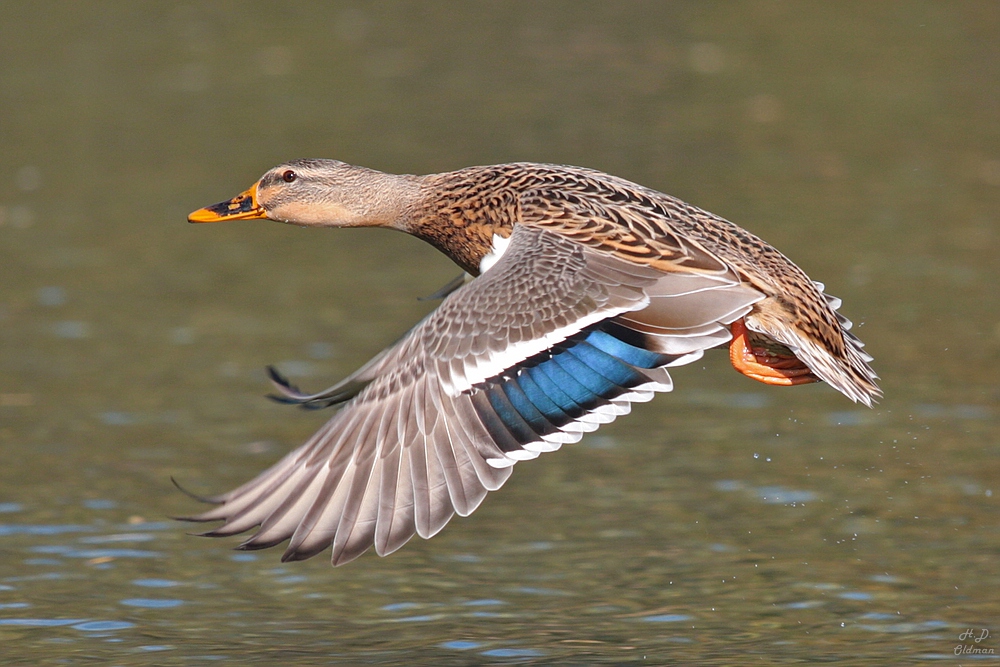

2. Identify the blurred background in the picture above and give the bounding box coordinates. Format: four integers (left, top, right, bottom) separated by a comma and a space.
1, 2, 997, 663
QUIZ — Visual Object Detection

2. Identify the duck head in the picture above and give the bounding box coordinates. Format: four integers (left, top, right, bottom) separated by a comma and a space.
188, 159, 420, 229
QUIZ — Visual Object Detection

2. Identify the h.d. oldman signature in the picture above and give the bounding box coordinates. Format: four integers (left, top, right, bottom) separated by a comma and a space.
955, 629, 994, 656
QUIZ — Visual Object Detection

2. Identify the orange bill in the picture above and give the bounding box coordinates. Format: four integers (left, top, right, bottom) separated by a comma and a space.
188, 183, 266, 223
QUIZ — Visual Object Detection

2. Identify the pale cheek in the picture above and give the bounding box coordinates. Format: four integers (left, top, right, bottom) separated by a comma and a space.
272, 202, 361, 226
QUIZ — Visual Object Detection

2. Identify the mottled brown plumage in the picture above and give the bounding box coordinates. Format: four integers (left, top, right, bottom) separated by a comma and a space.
183, 159, 879, 566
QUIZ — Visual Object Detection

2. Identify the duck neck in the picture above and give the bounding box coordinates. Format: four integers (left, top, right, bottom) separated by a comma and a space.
353, 172, 426, 229
402, 169, 520, 275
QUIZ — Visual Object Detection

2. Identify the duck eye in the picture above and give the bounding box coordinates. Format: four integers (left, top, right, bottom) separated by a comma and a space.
281, 170, 297, 183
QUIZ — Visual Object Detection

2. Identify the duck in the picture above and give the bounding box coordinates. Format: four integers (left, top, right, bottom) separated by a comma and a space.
184, 159, 879, 566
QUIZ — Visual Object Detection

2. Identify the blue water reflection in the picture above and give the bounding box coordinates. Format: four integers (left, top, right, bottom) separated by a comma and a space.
120, 599, 185, 609
132, 579, 179, 588
641, 614, 693, 623
29, 546, 161, 559
0, 618, 86, 627
481, 648, 545, 658
0, 524, 92, 536
73, 621, 136, 631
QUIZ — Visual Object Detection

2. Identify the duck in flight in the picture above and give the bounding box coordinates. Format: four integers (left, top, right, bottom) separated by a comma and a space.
184, 159, 879, 565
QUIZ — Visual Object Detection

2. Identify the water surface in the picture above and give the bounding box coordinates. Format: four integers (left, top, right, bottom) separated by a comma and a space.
1, 2, 998, 664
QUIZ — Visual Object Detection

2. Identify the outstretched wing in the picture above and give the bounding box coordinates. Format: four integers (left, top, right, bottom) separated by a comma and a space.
183, 225, 761, 565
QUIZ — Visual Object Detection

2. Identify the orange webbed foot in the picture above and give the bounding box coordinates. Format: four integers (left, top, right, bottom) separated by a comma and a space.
729, 320, 819, 387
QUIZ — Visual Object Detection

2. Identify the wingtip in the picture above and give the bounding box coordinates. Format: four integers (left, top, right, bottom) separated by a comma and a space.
265, 393, 301, 405
417, 272, 469, 301
237, 534, 290, 552
193, 528, 230, 538
170, 476, 220, 504
265, 365, 336, 409
280, 549, 312, 564
330, 547, 369, 567
266, 365, 304, 397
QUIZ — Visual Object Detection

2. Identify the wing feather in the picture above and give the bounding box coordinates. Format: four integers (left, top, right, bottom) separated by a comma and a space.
184, 225, 763, 564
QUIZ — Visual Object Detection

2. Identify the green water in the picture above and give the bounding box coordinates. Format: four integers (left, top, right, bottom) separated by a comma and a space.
1, 2, 998, 664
